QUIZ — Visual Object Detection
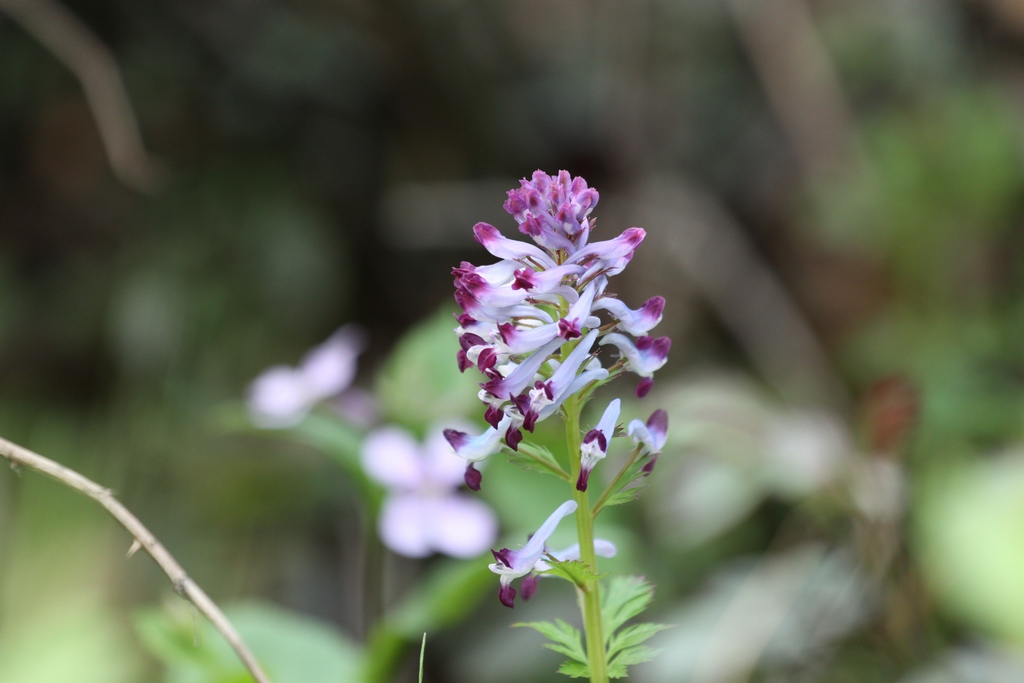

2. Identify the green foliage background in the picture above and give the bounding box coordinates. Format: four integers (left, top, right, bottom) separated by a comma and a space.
4, 1, 1024, 681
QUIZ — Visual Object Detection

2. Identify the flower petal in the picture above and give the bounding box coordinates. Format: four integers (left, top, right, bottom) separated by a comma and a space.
423, 424, 474, 488
425, 495, 499, 558
299, 325, 365, 399
361, 426, 424, 489
592, 296, 665, 336
377, 494, 433, 558
247, 366, 313, 428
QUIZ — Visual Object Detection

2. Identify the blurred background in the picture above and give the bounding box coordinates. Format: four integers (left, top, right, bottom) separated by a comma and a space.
4, 0, 1024, 681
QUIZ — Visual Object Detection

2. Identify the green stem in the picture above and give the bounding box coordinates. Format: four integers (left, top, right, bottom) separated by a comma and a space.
591, 446, 642, 517
566, 394, 609, 683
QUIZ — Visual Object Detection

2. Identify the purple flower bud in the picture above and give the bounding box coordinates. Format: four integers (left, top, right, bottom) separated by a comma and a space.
465, 463, 483, 491
635, 377, 654, 398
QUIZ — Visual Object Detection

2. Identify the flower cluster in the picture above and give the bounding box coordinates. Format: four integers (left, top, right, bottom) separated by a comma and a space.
444, 171, 670, 490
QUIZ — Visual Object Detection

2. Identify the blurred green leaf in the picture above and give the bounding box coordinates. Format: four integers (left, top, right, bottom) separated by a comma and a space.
376, 309, 483, 434
917, 453, 1024, 646
364, 559, 493, 683
137, 601, 363, 683
514, 619, 588, 675
387, 558, 494, 637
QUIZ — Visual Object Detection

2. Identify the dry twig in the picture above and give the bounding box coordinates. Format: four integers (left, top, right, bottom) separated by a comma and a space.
0, 435, 272, 683
0, 0, 163, 191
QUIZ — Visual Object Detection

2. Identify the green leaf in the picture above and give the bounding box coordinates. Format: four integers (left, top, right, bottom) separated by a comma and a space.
387, 558, 494, 637
599, 576, 669, 679
375, 309, 483, 433
608, 623, 672, 654
602, 576, 655, 634
600, 487, 643, 509
610, 643, 663, 669
507, 442, 569, 481
137, 600, 364, 683
363, 561, 491, 683
556, 661, 591, 678
515, 619, 588, 666
542, 559, 603, 588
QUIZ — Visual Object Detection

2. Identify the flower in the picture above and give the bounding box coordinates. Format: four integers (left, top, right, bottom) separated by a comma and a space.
627, 409, 669, 474
247, 325, 366, 428
448, 171, 671, 481
600, 334, 671, 397
362, 424, 498, 558
443, 409, 523, 490
578, 399, 621, 491
488, 500, 578, 608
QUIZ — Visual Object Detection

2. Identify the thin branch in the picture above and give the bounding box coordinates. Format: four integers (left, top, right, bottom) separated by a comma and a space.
726, 0, 861, 181
0, 435, 272, 683
0, 0, 163, 192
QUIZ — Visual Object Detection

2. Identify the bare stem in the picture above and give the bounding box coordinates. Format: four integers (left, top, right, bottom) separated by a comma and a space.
0, 435, 272, 683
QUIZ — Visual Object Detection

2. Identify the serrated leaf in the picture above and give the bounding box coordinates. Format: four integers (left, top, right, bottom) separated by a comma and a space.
515, 620, 588, 665
607, 644, 664, 679
608, 623, 672, 653
557, 660, 591, 678
507, 442, 569, 481
600, 486, 643, 508
599, 576, 667, 678
542, 559, 604, 588
602, 576, 655, 634
610, 644, 663, 669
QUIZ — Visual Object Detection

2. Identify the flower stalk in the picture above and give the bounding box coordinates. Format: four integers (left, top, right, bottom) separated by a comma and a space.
567, 393, 609, 683
445, 170, 671, 682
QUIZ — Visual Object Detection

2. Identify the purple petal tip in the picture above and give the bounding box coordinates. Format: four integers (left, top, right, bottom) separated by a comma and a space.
465, 463, 483, 491
498, 583, 517, 608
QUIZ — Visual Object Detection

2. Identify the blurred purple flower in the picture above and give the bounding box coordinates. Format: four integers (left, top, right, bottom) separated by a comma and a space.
362, 425, 498, 558
247, 325, 366, 429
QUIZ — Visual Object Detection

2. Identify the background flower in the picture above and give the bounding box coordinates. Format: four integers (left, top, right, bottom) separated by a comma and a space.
361, 424, 498, 558
247, 325, 366, 428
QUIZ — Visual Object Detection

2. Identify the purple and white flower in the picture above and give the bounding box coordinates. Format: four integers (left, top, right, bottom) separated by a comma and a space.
362, 425, 498, 558
628, 409, 669, 474
578, 399, 621, 491
448, 170, 671, 488
600, 333, 672, 397
443, 409, 523, 490
488, 500, 578, 608
247, 325, 366, 428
